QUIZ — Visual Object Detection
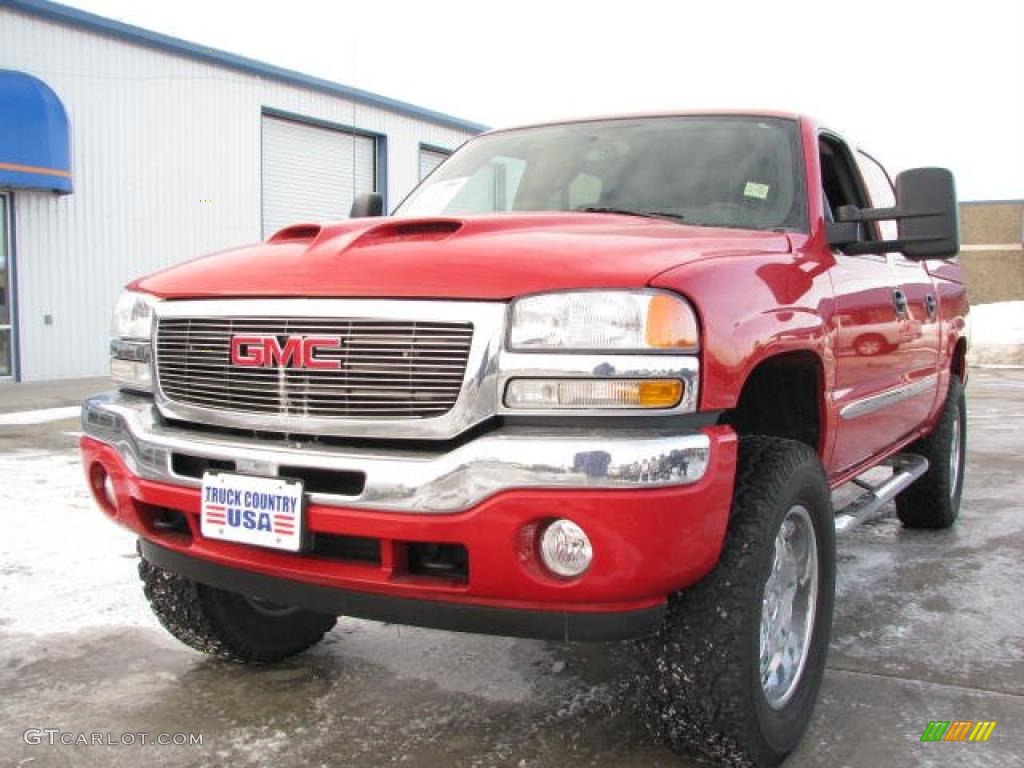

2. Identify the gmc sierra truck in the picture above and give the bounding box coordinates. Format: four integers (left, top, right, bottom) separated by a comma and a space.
81, 112, 967, 767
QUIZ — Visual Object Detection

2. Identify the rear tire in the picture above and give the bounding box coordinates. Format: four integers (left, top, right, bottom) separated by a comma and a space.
896, 377, 966, 529
139, 554, 337, 663
638, 437, 835, 767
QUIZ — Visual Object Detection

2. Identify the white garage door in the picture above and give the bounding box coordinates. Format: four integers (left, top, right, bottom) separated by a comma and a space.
262, 115, 376, 238
419, 147, 450, 180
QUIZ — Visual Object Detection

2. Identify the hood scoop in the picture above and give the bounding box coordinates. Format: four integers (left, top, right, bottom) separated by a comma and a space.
267, 223, 322, 244
351, 219, 463, 248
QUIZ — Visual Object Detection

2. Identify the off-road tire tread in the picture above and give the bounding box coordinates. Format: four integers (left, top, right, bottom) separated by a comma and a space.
895, 377, 965, 529
638, 436, 834, 768
139, 556, 336, 663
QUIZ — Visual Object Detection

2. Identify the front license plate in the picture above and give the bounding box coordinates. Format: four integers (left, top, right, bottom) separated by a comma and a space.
201, 472, 304, 552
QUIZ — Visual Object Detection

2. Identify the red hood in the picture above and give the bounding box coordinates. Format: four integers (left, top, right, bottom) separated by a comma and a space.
134, 213, 791, 300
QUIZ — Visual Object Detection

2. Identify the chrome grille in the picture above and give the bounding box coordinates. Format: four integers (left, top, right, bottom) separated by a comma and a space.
155, 317, 473, 419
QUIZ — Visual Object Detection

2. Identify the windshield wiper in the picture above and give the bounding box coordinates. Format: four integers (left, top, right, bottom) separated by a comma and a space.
575, 206, 686, 224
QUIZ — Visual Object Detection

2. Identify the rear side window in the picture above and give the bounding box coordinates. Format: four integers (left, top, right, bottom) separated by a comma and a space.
856, 152, 897, 241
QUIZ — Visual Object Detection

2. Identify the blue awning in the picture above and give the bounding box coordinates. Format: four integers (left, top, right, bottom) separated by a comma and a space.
0, 70, 73, 194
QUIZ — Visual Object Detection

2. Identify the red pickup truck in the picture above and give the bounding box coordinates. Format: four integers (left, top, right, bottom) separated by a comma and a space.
81, 112, 967, 767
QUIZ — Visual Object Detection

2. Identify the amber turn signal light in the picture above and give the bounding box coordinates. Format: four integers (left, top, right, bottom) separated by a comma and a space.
645, 293, 700, 349
505, 378, 685, 410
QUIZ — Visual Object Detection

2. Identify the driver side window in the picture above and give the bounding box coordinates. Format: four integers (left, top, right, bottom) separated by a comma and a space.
819, 135, 875, 244
856, 152, 898, 241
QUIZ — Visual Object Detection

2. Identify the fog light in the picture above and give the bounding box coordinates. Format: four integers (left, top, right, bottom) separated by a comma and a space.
104, 473, 117, 508
88, 462, 117, 516
539, 519, 593, 578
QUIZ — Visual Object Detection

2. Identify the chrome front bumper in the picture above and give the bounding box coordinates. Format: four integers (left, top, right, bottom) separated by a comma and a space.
82, 392, 712, 514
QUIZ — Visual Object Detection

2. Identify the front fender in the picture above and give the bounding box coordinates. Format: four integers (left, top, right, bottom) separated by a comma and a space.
650, 249, 835, 411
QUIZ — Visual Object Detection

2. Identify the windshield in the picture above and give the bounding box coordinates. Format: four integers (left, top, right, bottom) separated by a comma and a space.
396, 116, 806, 231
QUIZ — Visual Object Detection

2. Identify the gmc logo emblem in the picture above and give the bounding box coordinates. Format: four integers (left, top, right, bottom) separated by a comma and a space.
231, 335, 342, 370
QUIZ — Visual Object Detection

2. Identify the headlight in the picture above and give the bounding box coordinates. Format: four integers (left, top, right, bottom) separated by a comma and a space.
112, 290, 158, 340
110, 291, 158, 393
502, 290, 700, 413
508, 290, 698, 351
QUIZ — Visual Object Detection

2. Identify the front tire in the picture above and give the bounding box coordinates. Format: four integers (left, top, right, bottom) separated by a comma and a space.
639, 437, 835, 767
140, 555, 337, 663
896, 376, 966, 529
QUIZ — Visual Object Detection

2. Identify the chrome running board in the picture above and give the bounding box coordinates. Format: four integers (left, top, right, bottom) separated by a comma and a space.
834, 454, 929, 534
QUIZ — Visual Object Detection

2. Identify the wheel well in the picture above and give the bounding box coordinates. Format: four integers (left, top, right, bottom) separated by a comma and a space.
721, 352, 824, 454
951, 337, 967, 382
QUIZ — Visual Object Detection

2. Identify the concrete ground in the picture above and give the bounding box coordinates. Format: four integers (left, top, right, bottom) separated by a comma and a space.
0, 372, 1021, 768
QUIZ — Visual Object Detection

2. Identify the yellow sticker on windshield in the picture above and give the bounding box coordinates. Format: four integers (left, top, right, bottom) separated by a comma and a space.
744, 182, 770, 200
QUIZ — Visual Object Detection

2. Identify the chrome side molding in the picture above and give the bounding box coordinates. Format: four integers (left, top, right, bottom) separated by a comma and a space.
839, 374, 938, 421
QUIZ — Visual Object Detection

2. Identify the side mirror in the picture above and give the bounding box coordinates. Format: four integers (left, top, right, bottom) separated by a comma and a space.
893, 168, 959, 259
350, 192, 384, 218
828, 167, 960, 259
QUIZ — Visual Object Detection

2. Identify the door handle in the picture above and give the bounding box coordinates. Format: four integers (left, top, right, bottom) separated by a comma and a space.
893, 289, 910, 319
925, 294, 938, 319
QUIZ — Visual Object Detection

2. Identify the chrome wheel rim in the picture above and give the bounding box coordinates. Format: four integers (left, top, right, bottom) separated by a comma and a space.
760, 504, 819, 710
949, 407, 961, 499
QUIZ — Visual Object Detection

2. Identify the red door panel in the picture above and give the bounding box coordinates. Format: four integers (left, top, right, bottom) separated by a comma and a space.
828, 253, 906, 472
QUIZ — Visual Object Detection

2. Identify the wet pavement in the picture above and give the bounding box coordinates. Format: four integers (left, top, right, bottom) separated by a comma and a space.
1, 371, 1022, 768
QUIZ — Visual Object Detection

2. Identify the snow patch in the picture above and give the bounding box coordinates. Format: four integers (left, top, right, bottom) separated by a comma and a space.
0, 450, 153, 636
0, 405, 81, 425
968, 301, 1024, 365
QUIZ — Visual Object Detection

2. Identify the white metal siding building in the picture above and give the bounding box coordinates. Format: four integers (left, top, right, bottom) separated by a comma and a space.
0, 0, 478, 381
